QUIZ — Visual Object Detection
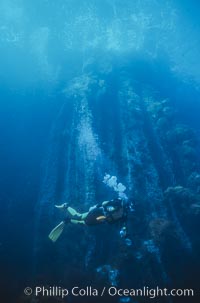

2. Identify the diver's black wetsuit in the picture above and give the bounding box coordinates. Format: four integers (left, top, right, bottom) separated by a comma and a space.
84, 198, 127, 225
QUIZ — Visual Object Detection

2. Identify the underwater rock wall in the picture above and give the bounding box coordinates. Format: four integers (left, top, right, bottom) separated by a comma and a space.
33, 62, 200, 302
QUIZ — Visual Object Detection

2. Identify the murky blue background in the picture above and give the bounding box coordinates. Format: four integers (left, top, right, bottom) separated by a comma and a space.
0, 1, 200, 302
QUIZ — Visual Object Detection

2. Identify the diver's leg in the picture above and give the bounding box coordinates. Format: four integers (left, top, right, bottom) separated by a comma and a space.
80, 212, 89, 220
55, 203, 68, 209
70, 219, 86, 225
55, 204, 88, 222
67, 208, 89, 225
68, 210, 89, 224
66, 207, 83, 218
66, 208, 89, 220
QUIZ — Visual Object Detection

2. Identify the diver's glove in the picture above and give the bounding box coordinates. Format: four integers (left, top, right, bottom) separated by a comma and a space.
55, 203, 69, 210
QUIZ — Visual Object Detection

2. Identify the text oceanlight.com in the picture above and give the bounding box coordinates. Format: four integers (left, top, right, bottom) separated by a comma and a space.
24, 286, 194, 299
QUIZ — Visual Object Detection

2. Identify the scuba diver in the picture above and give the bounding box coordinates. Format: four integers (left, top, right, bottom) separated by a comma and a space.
49, 198, 130, 242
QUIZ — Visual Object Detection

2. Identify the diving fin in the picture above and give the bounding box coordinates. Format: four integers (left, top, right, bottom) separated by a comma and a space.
48, 221, 65, 242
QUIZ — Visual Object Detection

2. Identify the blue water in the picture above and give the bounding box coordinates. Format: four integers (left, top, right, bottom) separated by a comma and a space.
0, 1, 200, 302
